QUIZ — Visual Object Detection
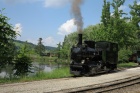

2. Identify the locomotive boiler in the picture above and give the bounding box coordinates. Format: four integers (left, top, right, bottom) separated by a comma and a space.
70, 34, 118, 76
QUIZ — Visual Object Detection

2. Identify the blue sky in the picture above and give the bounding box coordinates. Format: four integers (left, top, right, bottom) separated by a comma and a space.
0, 0, 139, 47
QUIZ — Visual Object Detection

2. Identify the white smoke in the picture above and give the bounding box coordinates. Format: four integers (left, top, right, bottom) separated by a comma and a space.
58, 19, 76, 35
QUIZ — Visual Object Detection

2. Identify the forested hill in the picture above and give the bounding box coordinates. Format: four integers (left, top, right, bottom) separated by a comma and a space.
14, 40, 56, 51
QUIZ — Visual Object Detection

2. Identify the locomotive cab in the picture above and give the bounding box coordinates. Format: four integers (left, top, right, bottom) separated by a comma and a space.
95, 41, 118, 70
70, 40, 118, 76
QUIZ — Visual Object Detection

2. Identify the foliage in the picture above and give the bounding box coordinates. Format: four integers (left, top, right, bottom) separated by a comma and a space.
35, 67, 71, 79
14, 42, 32, 77
129, 0, 140, 31
14, 55, 32, 77
118, 49, 132, 63
129, 0, 140, 49
0, 9, 16, 70
57, 42, 61, 58
0, 67, 71, 84
118, 62, 138, 68
35, 38, 46, 56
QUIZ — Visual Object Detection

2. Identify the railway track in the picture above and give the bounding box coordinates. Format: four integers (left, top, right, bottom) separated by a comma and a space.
53, 75, 140, 93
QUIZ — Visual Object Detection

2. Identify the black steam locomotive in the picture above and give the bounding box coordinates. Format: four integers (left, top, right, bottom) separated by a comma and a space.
70, 34, 118, 76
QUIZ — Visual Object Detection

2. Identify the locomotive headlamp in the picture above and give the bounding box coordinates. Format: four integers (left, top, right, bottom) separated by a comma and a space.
81, 60, 85, 64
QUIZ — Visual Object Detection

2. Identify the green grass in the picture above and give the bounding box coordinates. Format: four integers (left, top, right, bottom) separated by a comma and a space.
0, 67, 71, 84
118, 62, 138, 68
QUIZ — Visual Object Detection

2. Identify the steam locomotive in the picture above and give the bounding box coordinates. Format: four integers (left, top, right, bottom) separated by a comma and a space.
70, 34, 118, 76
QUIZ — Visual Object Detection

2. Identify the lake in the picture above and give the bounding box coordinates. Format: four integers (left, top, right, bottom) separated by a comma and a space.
0, 62, 68, 78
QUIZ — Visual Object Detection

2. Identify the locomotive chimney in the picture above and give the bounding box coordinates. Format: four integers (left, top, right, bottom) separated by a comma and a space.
78, 33, 82, 45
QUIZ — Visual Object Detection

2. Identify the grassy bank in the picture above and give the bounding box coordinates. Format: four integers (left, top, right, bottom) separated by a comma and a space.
118, 62, 138, 68
0, 67, 71, 84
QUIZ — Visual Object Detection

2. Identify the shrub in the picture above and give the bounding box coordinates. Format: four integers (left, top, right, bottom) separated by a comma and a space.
14, 55, 32, 77
118, 49, 132, 63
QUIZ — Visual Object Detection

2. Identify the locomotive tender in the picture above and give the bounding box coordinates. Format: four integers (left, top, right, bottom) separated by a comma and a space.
70, 34, 118, 76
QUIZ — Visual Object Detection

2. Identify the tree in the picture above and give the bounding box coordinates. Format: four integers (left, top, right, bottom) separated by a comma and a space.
129, 0, 140, 49
14, 41, 32, 77
35, 38, 45, 56
57, 42, 61, 58
129, 0, 140, 38
14, 55, 32, 77
101, 0, 111, 28
0, 9, 16, 70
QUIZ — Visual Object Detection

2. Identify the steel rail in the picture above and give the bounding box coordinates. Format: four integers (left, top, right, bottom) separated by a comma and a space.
52, 75, 140, 93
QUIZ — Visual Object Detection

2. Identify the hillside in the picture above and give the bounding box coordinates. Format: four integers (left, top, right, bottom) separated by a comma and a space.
14, 40, 56, 51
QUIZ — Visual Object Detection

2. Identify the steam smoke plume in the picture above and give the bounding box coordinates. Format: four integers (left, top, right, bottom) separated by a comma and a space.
71, 0, 83, 34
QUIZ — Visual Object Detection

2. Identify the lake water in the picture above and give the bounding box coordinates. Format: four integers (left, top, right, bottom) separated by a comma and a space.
0, 62, 66, 78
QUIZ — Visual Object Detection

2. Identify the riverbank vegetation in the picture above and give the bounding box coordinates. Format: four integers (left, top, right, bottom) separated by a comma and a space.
0, 67, 71, 84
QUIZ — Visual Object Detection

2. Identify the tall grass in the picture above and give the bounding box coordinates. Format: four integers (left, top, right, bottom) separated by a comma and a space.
0, 67, 71, 84
118, 62, 138, 68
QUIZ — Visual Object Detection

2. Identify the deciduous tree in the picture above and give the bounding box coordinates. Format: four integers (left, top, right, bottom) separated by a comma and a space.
0, 9, 16, 70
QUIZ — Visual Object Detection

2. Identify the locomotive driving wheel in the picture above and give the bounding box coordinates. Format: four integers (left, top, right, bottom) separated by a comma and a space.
85, 67, 97, 76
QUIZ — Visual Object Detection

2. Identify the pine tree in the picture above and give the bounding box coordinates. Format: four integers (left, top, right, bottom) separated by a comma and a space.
35, 38, 45, 56
101, 0, 111, 28
101, 0, 111, 41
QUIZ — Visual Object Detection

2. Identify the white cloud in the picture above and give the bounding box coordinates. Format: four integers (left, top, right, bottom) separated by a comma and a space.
27, 37, 58, 47
43, 36, 57, 47
27, 39, 38, 45
119, 5, 127, 10
44, 0, 70, 7
138, 1, 140, 5
13, 23, 22, 37
58, 19, 76, 36
110, 12, 114, 16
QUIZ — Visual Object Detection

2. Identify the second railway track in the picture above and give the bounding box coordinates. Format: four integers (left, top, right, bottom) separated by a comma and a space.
53, 75, 140, 93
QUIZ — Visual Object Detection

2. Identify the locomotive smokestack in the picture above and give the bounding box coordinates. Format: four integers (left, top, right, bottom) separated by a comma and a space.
78, 33, 82, 45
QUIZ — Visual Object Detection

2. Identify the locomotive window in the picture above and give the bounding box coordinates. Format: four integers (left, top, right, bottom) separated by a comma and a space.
96, 42, 109, 50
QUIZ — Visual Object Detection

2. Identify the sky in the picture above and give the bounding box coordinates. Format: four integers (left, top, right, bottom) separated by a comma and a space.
0, 0, 139, 47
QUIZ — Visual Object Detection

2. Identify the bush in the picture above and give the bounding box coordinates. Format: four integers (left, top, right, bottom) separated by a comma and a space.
14, 55, 32, 77
118, 49, 132, 63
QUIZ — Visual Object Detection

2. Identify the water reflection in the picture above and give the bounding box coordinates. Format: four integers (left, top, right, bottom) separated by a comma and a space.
32, 62, 59, 73
0, 62, 64, 78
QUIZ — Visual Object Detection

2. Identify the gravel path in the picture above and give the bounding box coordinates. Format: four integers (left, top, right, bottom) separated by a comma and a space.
0, 67, 140, 93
